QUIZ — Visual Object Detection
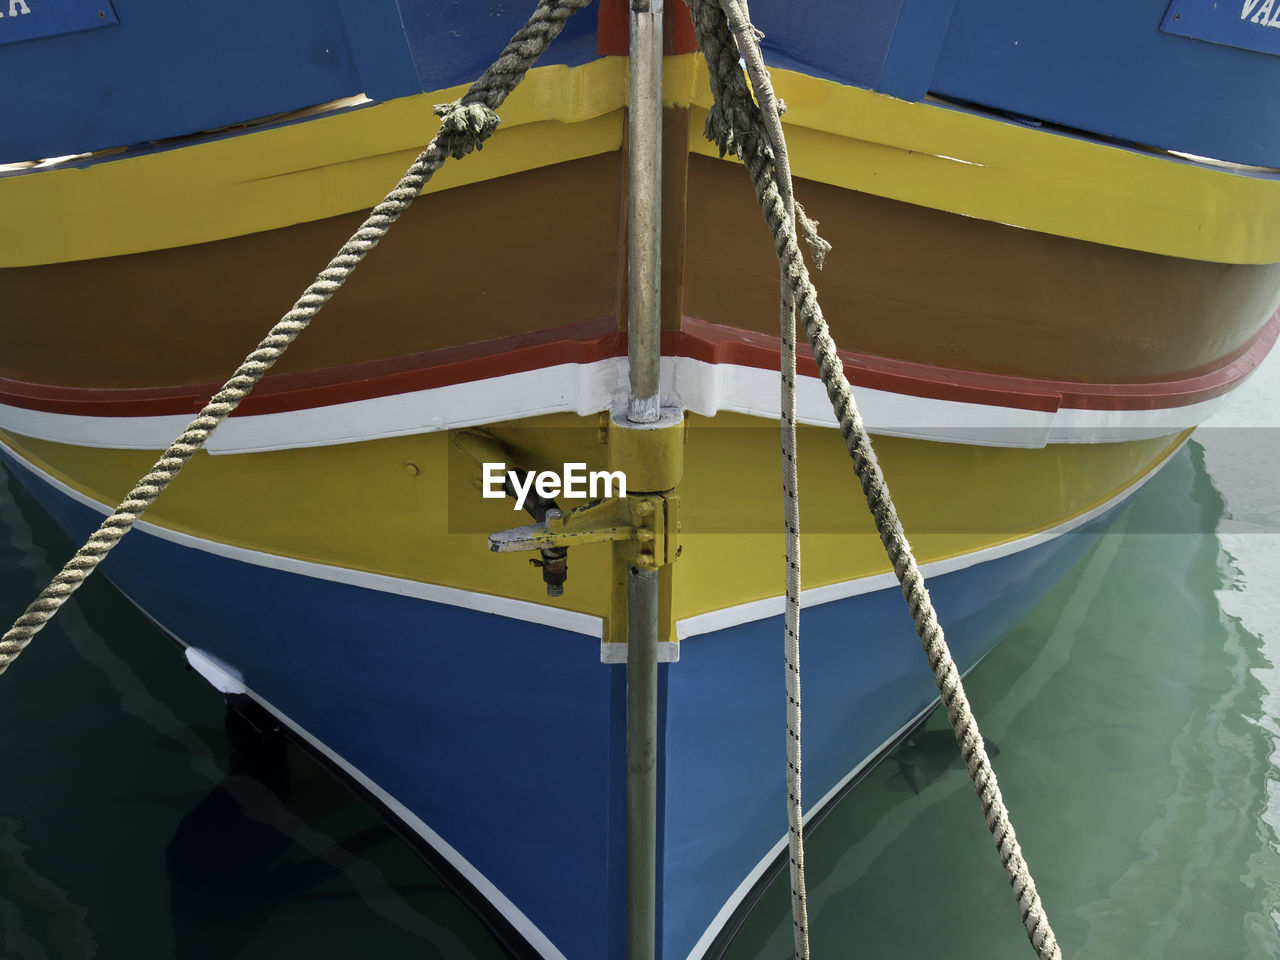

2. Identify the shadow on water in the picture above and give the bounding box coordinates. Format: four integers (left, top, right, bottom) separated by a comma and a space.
887, 730, 999, 798
0, 464, 507, 959
163, 708, 441, 959
724, 439, 1280, 960
164, 710, 298, 960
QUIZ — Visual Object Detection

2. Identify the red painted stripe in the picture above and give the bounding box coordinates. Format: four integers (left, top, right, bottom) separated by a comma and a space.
0, 319, 623, 418
676, 310, 1280, 413
0, 311, 1274, 420
598, 0, 700, 57
665, 3, 700, 55
597, 0, 627, 57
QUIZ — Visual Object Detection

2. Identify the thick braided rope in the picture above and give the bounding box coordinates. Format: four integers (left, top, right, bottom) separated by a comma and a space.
684, 2, 1062, 957
0, 0, 593, 677
717, 1, 810, 957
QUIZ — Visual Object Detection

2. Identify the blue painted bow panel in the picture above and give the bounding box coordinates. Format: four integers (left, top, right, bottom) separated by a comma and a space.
928, 0, 1280, 168
0, 0, 601, 166
1162, 0, 1280, 57
0, 0, 118, 48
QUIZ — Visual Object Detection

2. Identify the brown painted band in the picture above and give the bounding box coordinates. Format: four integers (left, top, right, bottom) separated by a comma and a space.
684, 156, 1280, 384
1, 150, 1275, 393
0, 154, 626, 389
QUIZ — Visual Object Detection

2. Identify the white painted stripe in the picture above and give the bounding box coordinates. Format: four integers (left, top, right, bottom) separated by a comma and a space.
678, 358, 1238, 446
682, 642, 1004, 960
600, 640, 680, 664
0, 359, 624, 455
674, 435, 1185, 640
0, 435, 604, 640
0, 432, 1186, 644
0, 400, 193, 451
682, 701, 937, 960
0, 356, 1234, 455
157, 619, 569, 960
184, 647, 247, 695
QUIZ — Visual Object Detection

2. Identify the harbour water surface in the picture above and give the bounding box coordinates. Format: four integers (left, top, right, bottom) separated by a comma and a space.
0, 353, 1277, 958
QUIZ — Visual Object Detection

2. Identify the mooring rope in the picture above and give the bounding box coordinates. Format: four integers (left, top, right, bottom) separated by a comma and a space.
0, 0, 593, 677
684, 2, 1063, 957
717, 1, 811, 956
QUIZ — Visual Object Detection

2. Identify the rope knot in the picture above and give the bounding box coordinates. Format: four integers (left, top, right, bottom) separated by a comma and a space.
704, 101, 773, 165
794, 201, 832, 270
703, 101, 740, 159
433, 101, 501, 159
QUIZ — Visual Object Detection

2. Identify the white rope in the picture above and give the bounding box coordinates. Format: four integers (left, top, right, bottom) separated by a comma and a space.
684, 2, 1062, 956
718, 2, 810, 957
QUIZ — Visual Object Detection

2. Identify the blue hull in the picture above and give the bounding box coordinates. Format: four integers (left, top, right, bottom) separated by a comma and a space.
0, 445, 1122, 958
7, 1, 1280, 169
758, 0, 1280, 167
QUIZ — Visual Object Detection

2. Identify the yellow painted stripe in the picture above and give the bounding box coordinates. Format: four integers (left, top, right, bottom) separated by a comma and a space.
5, 53, 1279, 266
669, 61, 1280, 266
0, 413, 1186, 623
673, 415, 1186, 619
0, 58, 628, 267
0, 423, 616, 617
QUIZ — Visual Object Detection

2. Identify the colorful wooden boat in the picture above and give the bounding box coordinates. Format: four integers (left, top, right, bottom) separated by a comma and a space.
3, 1, 1279, 957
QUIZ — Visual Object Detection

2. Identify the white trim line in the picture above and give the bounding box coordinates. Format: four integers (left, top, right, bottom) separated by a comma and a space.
683, 700, 937, 960
674, 435, 1185, 640
600, 640, 680, 664
671, 358, 1233, 448
0, 356, 1231, 455
682, 641, 1003, 960
0, 432, 1185, 645
166, 630, 567, 960
0, 435, 603, 640
185, 647, 247, 695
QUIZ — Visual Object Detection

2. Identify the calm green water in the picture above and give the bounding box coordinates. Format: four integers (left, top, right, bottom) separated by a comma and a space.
0, 363, 1277, 957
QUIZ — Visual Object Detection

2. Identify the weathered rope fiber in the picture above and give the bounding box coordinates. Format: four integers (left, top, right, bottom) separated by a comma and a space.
0, 0, 593, 677
718, 0, 810, 957
684, 2, 1063, 957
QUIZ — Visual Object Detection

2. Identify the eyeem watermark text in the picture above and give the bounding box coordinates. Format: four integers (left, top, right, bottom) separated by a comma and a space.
483, 462, 627, 511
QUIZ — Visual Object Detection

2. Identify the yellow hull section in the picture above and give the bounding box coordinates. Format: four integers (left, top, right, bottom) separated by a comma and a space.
6, 56, 1280, 267
0, 415, 1189, 624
